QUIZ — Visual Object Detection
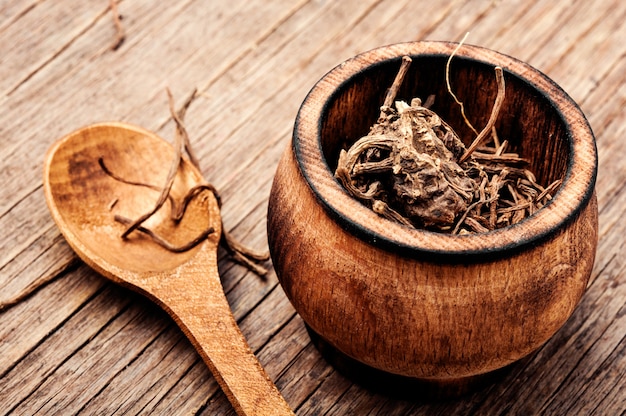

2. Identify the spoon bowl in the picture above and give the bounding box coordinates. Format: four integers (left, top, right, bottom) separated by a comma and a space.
44, 122, 292, 416
46, 122, 210, 274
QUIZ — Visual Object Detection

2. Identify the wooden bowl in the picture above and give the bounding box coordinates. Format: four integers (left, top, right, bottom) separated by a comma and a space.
267, 41, 598, 396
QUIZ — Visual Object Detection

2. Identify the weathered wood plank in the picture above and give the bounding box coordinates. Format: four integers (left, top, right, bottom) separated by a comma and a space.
297, 370, 352, 416
0, 283, 131, 412
0, 266, 103, 375
0, 224, 75, 308
0, 0, 305, 215
78, 324, 211, 415
0, 0, 107, 96
149, 360, 214, 415
278, 342, 337, 412
485, 0, 581, 63
0, 1, 38, 33
11, 295, 170, 415
0, 0, 624, 414
537, 1, 626, 102
549, 306, 626, 414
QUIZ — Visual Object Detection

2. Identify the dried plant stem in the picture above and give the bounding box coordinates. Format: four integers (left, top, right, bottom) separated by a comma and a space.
537, 179, 562, 201
104, 88, 269, 276
446, 32, 478, 136
221, 231, 270, 276
0, 259, 79, 311
336, 48, 560, 235
453, 200, 484, 234
99, 157, 169, 193
120, 89, 184, 239
381, 56, 412, 114
109, 0, 125, 51
172, 183, 221, 221
168, 90, 270, 274
99, 156, 182, 214
115, 215, 215, 253
459, 67, 506, 163
174, 88, 201, 169
372, 200, 414, 227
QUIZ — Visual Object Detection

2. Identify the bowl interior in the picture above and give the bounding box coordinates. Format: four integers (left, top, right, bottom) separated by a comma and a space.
320, 55, 568, 190
293, 42, 596, 258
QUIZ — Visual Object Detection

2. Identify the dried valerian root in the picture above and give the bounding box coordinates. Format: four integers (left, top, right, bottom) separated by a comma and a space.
0, 91, 268, 313
109, 0, 125, 51
101, 88, 270, 276
117, 88, 190, 240
114, 215, 215, 253
335, 56, 561, 234
0, 258, 81, 312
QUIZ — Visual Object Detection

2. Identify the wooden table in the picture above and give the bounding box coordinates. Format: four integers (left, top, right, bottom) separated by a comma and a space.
1, 1, 624, 414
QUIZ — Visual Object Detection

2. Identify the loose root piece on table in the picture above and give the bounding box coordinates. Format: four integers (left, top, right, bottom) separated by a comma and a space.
109, 0, 125, 51
221, 231, 271, 277
0, 258, 80, 312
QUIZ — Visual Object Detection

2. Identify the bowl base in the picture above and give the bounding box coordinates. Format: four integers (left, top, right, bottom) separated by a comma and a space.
306, 325, 513, 401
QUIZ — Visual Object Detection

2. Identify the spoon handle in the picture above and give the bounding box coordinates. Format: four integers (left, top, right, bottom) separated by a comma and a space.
149, 248, 294, 416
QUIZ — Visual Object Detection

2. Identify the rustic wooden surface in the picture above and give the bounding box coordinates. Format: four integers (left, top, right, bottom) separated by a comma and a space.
0, 0, 624, 414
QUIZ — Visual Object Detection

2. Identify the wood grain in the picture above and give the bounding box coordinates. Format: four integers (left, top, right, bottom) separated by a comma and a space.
42, 123, 292, 415
1, 0, 624, 414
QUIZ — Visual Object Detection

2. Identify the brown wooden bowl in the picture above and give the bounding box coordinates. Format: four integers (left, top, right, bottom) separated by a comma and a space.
267, 41, 598, 397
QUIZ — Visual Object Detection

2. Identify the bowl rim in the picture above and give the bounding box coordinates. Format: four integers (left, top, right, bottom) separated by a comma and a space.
293, 41, 597, 261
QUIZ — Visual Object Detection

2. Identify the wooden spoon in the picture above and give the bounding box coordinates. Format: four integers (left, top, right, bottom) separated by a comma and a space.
43, 122, 293, 416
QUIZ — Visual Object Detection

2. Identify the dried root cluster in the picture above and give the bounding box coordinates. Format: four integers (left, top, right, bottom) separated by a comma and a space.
335, 57, 560, 234
101, 89, 270, 275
